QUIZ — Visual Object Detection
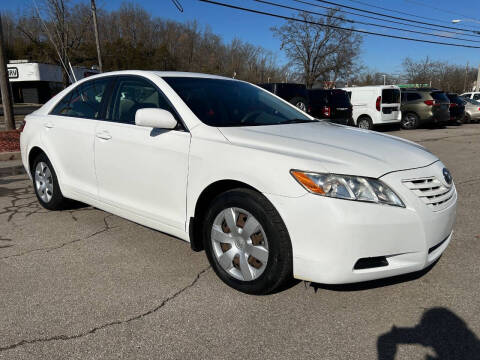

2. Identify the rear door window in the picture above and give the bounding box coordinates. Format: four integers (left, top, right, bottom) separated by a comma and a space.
406, 93, 421, 101
382, 89, 400, 104
51, 78, 111, 119
473, 94, 480, 100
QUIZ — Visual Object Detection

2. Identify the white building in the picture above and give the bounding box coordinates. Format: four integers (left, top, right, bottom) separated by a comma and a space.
6, 60, 99, 104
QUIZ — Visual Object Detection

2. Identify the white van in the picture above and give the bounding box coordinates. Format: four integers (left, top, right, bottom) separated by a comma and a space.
342, 85, 401, 129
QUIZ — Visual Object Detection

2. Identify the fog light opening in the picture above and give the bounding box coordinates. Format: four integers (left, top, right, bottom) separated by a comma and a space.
354, 256, 389, 270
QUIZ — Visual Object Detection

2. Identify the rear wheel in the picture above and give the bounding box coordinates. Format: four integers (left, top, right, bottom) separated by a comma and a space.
290, 97, 307, 112
203, 188, 292, 295
357, 116, 373, 130
401, 112, 419, 130
464, 114, 471, 124
32, 153, 67, 210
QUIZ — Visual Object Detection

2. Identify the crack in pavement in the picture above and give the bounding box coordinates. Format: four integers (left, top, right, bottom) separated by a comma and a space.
0, 185, 47, 222
0, 236, 13, 249
0, 214, 118, 260
0, 266, 211, 353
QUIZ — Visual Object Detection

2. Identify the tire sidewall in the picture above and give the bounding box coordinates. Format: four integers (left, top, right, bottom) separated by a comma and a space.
203, 189, 291, 295
31, 153, 65, 210
290, 97, 307, 111
357, 116, 372, 130
401, 112, 419, 130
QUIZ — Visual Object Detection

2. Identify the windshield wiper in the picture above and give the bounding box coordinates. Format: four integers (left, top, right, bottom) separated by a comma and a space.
279, 119, 319, 124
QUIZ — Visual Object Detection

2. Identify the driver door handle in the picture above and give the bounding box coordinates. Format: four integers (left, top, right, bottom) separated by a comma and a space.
96, 131, 112, 140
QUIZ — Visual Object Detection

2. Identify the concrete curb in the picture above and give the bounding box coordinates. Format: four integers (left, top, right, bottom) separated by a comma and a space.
0, 151, 21, 161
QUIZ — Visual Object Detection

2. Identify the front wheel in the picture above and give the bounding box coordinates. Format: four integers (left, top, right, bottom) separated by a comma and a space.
203, 188, 292, 295
32, 153, 68, 210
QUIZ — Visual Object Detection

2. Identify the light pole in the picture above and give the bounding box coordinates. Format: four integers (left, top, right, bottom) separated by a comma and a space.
382, 75, 386, 85
452, 19, 480, 91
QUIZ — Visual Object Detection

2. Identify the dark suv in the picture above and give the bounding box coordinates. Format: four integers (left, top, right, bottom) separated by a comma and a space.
446, 93, 466, 124
307, 89, 352, 125
257, 83, 308, 111
400, 88, 450, 129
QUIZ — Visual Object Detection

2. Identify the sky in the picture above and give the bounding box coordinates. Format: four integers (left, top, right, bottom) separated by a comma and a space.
2, 0, 480, 74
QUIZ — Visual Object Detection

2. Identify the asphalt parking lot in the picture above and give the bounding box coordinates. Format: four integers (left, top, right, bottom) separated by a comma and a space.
1, 124, 480, 359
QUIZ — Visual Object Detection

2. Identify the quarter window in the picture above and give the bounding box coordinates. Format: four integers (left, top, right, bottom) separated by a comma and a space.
51, 78, 110, 119
108, 77, 176, 125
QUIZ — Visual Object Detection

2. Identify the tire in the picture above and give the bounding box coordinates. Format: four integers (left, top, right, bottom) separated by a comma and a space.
401, 112, 419, 130
31, 153, 68, 210
289, 97, 307, 112
464, 114, 471, 124
203, 188, 293, 295
357, 116, 373, 130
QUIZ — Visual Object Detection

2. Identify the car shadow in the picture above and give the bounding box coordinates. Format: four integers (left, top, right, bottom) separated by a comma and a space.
308, 258, 438, 292
377, 307, 480, 359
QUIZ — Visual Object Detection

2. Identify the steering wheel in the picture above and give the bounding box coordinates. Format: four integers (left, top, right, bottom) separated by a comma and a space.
239, 111, 263, 124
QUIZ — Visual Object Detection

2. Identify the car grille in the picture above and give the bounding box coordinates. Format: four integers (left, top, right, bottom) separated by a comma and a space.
402, 177, 455, 210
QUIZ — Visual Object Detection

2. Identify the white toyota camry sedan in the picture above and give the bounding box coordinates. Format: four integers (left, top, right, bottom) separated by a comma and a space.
20, 71, 457, 294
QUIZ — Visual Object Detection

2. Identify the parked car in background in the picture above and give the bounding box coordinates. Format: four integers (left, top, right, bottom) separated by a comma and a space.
20, 71, 457, 294
446, 93, 466, 124
342, 85, 401, 130
460, 92, 480, 101
463, 98, 480, 123
257, 83, 308, 111
400, 88, 450, 129
306, 89, 352, 125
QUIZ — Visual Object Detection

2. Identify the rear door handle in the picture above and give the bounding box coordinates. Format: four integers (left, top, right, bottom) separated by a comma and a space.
44, 122, 54, 129
96, 131, 112, 140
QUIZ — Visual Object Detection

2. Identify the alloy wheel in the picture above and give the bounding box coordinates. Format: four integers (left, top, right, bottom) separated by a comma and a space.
358, 119, 370, 129
402, 114, 416, 129
296, 101, 307, 111
35, 162, 53, 203
211, 207, 269, 281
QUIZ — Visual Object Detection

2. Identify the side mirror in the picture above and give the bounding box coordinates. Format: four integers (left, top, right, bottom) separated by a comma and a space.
135, 108, 177, 129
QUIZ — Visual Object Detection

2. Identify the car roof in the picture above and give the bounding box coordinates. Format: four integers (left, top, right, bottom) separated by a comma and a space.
343, 85, 399, 90
79, 70, 236, 82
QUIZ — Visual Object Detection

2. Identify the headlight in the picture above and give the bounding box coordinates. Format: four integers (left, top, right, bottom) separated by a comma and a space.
291, 170, 405, 207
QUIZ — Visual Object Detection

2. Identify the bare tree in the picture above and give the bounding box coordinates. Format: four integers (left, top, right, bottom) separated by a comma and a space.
402, 57, 477, 93
4, 1, 288, 85
271, 10, 362, 88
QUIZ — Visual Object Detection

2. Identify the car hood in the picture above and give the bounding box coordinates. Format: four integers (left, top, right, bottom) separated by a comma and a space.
218, 121, 438, 178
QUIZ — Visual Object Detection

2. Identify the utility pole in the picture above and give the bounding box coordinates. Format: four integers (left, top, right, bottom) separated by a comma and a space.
0, 14, 14, 130
91, 0, 103, 72
463, 61, 469, 93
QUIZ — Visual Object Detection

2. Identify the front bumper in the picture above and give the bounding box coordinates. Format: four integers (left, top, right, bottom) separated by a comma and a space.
265, 161, 457, 284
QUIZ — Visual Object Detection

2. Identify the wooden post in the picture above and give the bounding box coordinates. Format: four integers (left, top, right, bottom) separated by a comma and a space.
91, 0, 103, 72
0, 14, 15, 130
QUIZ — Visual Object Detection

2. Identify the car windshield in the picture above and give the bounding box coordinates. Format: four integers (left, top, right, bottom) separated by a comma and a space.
163, 77, 313, 127
464, 98, 480, 105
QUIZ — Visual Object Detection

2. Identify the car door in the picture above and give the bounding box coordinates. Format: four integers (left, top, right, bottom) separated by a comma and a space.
46, 77, 113, 197
94, 75, 191, 231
